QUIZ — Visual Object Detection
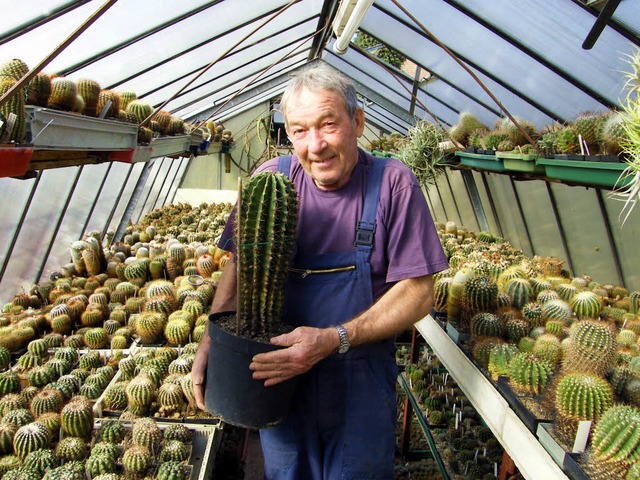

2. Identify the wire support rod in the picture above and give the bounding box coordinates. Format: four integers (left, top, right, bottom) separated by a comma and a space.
191, 18, 329, 132
0, 0, 117, 111
0, 172, 42, 285
509, 177, 535, 258
545, 181, 574, 276
443, 169, 462, 226
80, 162, 113, 240
142, 0, 301, 127
595, 188, 625, 286
389, 0, 539, 153
35, 166, 85, 284
101, 164, 134, 245
480, 171, 503, 238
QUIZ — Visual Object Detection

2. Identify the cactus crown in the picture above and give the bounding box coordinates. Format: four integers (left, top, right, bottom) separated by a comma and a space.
236, 172, 298, 339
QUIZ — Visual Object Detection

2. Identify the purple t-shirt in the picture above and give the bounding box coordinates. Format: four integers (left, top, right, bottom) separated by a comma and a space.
219, 149, 448, 300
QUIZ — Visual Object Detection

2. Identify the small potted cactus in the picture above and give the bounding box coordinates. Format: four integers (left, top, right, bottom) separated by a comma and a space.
205, 171, 299, 429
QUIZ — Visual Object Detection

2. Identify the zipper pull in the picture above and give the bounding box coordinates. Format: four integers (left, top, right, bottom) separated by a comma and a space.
301, 269, 312, 279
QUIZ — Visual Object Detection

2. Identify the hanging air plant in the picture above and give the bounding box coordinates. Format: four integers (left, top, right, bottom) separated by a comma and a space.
398, 119, 449, 188
611, 46, 640, 225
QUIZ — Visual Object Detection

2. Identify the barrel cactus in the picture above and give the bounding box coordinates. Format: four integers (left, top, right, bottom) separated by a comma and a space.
23, 448, 58, 476
13, 421, 50, 459
86, 452, 117, 477
99, 420, 126, 444
570, 290, 603, 319
236, 171, 298, 339
131, 417, 162, 450
30, 388, 64, 417
556, 372, 613, 425
60, 399, 94, 438
122, 444, 152, 474
508, 352, 553, 395
54, 436, 87, 461
563, 319, 617, 377
592, 405, 640, 469
462, 275, 498, 318
488, 343, 518, 380
0, 422, 17, 454
0, 77, 26, 143
164, 424, 193, 443
159, 439, 189, 462
157, 461, 189, 480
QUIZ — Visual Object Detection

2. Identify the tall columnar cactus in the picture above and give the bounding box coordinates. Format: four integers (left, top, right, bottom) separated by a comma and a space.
237, 172, 298, 338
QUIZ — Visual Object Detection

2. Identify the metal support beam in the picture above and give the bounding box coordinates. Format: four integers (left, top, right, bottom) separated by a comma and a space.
157, 160, 183, 210
168, 159, 190, 205
509, 177, 535, 257
595, 189, 624, 285
460, 169, 489, 232
480, 172, 503, 238
35, 166, 85, 283
102, 164, 135, 243
80, 162, 113, 239
135, 160, 164, 224
113, 162, 154, 243
443, 170, 462, 226
433, 179, 449, 222
545, 182, 574, 276
150, 158, 173, 212
0, 172, 42, 285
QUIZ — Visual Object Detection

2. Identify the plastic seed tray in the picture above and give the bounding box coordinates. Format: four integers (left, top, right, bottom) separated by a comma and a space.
25, 106, 138, 150
495, 151, 545, 174
455, 151, 506, 172
150, 135, 192, 158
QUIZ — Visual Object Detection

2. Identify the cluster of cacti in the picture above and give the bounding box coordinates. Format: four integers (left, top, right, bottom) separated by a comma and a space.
402, 360, 505, 477
237, 171, 298, 339
0, 56, 207, 150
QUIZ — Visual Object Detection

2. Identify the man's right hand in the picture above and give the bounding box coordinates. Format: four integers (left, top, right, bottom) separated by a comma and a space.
191, 335, 210, 411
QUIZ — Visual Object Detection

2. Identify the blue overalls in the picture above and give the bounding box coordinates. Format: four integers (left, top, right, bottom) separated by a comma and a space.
259, 155, 397, 480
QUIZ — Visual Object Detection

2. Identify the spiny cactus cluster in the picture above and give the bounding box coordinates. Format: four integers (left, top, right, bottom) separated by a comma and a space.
0, 57, 212, 145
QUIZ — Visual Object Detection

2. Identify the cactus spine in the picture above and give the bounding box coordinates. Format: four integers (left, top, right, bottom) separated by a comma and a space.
237, 172, 298, 338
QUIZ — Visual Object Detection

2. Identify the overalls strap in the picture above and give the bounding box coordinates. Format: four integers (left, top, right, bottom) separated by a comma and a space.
277, 155, 292, 176
355, 156, 388, 256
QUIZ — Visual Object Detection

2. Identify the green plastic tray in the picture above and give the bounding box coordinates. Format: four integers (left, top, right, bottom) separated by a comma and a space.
455, 151, 505, 172
496, 151, 545, 174
536, 158, 631, 188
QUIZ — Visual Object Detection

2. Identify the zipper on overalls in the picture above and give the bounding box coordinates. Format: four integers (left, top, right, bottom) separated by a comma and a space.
289, 265, 356, 279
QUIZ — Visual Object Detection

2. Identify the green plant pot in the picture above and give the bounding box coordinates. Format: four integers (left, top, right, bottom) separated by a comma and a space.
496, 151, 545, 174
455, 151, 505, 172
537, 158, 631, 189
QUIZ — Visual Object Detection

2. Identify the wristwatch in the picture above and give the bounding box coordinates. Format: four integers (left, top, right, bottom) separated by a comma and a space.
335, 325, 350, 354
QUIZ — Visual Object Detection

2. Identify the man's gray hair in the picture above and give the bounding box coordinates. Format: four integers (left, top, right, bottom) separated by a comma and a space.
280, 62, 359, 126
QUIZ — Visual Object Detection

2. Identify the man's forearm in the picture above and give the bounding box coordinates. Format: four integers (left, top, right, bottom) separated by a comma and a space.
209, 260, 238, 314
342, 275, 434, 348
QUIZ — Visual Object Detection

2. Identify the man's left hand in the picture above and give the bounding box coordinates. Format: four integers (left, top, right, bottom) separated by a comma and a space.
249, 326, 339, 386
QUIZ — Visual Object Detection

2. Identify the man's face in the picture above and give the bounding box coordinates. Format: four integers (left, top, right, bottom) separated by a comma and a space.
285, 87, 364, 191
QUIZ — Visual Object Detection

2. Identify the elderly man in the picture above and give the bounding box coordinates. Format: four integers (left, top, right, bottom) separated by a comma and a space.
192, 62, 448, 479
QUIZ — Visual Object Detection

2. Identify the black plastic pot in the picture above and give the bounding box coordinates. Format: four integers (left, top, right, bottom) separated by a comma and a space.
204, 323, 298, 429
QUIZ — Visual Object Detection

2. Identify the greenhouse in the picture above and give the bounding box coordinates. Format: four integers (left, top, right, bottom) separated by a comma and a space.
0, 1, 639, 479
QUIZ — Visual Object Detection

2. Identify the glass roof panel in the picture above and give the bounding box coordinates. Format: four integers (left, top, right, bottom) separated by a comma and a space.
613, 1, 640, 36
0, 0, 76, 35
362, 3, 606, 126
